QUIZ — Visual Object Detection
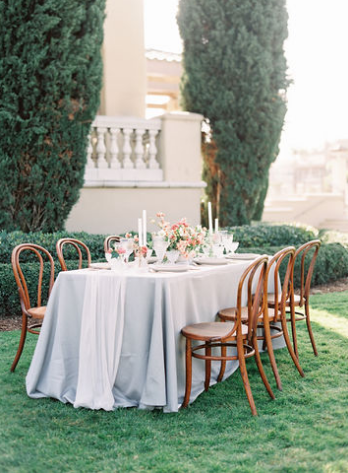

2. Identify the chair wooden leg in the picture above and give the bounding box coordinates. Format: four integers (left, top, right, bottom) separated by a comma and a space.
218, 345, 226, 382
237, 336, 257, 416
205, 346, 211, 391
181, 338, 193, 408
252, 335, 275, 400
262, 317, 282, 391
305, 301, 318, 356
10, 314, 28, 372
289, 303, 299, 359
281, 311, 305, 377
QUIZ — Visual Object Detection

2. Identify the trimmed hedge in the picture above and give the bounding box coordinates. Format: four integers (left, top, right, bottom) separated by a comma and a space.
229, 223, 318, 248
0, 260, 83, 318
0, 230, 106, 264
1, 226, 348, 317
239, 242, 348, 288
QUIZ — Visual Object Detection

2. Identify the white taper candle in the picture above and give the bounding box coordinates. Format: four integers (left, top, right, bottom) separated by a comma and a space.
208, 202, 213, 235
215, 218, 219, 233
138, 218, 143, 247
142, 210, 147, 246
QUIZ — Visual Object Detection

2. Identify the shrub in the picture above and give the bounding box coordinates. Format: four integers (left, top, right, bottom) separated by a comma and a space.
229, 223, 318, 248
0, 230, 106, 264
0, 0, 106, 232
240, 243, 348, 288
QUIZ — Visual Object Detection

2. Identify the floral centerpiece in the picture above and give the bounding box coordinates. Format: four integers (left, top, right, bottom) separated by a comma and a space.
154, 212, 206, 261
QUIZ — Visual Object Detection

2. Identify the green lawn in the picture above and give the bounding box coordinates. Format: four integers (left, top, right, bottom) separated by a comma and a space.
1, 291, 347, 473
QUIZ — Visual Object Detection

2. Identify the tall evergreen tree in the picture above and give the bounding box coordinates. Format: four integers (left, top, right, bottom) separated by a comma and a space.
177, 0, 289, 225
0, 0, 105, 232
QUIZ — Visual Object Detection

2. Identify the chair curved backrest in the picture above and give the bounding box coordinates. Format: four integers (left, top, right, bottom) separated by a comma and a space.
103, 235, 120, 252
11, 244, 55, 315
11, 244, 55, 372
294, 239, 321, 305
234, 255, 269, 344
266, 246, 295, 322
56, 238, 91, 271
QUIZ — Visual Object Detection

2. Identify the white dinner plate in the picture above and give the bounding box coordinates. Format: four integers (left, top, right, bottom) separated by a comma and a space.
147, 256, 158, 264
194, 257, 228, 265
89, 262, 111, 270
225, 253, 259, 260
151, 264, 189, 272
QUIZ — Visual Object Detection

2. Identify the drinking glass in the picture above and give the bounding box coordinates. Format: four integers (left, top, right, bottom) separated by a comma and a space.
229, 242, 239, 254
166, 250, 180, 264
120, 237, 134, 263
152, 236, 169, 264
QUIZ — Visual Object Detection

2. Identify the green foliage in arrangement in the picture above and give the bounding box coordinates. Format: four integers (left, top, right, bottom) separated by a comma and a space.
0, 0, 106, 232
1, 292, 348, 471
177, 0, 289, 225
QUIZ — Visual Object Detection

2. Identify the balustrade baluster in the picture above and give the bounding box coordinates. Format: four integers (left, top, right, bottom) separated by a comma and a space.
122, 128, 134, 168
148, 129, 160, 169
109, 128, 120, 169
135, 129, 146, 169
96, 127, 108, 168
87, 133, 95, 168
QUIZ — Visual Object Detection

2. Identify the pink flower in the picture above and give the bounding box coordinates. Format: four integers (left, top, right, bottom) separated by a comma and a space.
117, 247, 126, 255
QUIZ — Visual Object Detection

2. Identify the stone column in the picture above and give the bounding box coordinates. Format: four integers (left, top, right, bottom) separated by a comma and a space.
159, 112, 204, 182
100, 0, 146, 118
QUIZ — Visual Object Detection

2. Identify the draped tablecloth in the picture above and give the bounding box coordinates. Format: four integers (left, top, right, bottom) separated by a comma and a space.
26, 260, 281, 412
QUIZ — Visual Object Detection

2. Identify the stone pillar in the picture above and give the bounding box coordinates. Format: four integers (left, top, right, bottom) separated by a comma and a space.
100, 0, 146, 118
159, 112, 203, 182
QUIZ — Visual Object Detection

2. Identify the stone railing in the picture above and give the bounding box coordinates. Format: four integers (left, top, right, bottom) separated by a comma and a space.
85, 115, 163, 185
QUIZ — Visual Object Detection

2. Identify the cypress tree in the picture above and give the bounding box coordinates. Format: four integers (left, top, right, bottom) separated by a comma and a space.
0, 0, 105, 232
177, 0, 289, 225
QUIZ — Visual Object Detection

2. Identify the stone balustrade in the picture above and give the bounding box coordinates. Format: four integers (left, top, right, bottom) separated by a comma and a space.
85, 115, 163, 185
67, 112, 206, 234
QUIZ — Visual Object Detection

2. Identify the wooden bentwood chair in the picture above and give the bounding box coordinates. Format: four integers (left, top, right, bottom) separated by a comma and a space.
11, 244, 55, 372
181, 256, 275, 416
103, 235, 121, 252
56, 238, 91, 271
218, 247, 305, 391
286, 239, 321, 358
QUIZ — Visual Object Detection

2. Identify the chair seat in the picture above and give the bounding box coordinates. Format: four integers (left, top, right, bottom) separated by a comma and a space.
219, 306, 264, 322
27, 306, 46, 319
267, 293, 301, 306
182, 321, 248, 341
267, 307, 283, 322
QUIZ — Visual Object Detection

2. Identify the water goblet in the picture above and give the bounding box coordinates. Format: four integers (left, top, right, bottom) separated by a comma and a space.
152, 236, 168, 264
120, 237, 134, 263
213, 244, 224, 258
166, 249, 180, 265
229, 242, 239, 254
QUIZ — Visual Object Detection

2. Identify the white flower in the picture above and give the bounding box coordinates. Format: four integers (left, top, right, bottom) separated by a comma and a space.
158, 229, 166, 238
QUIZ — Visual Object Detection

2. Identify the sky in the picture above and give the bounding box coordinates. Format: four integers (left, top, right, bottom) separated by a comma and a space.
144, 0, 348, 156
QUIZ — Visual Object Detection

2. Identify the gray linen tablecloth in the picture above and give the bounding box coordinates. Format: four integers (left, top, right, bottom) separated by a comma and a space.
26, 260, 281, 412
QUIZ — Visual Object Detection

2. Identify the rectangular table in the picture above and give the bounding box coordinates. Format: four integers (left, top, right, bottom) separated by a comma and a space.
26, 259, 281, 412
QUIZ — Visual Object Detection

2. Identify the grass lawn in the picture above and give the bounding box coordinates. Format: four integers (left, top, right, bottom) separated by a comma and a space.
0, 291, 347, 473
